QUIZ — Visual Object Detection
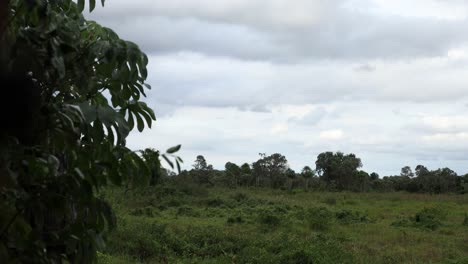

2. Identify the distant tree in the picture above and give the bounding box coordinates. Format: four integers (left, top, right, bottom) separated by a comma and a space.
400, 166, 414, 178
241, 163, 252, 174
414, 165, 429, 177
141, 148, 162, 186
239, 163, 252, 186
252, 153, 289, 188
192, 155, 213, 184
193, 155, 208, 170
353, 170, 370, 192
424, 168, 458, 193
301, 166, 314, 191
370, 172, 379, 181
315, 152, 362, 190
225, 162, 241, 187
265, 153, 289, 188
286, 168, 296, 192
252, 153, 266, 187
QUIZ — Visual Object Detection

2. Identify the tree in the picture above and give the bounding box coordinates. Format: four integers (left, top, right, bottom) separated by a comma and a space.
192, 155, 213, 184
252, 153, 289, 188
240, 163, 251, 174
315, 152, 362, 190
400, 166, 414, 178
225, 162, 241, 187
417, 168, 458, 194
286, 168, 296, 192
353, 170, 370, 192
252, 153, 266, 187
301, 166, 314, 191
193, 155, 209, 170
0, 1, 180, 262
141, 148, 181, 186
370, 172, 379, 181
239, 162, 252, 186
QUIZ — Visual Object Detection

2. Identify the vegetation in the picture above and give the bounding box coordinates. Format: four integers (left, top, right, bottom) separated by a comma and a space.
177, 153, 468, 194
98, 184, 468, 263
2, 0, 468, 263
0, 1, 179, 262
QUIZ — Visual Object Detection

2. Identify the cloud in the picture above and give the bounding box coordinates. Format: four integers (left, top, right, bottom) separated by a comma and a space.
88, 0, 468, 61
81, 1, 468, 176
319, 130, 344, 140
126, 101, 468, 176
142, 52, 468, 118
354, 64, 376, 72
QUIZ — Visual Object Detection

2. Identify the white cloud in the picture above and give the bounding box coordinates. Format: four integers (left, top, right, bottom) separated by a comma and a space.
81, 1, 468, 176
319, 130, 344, 140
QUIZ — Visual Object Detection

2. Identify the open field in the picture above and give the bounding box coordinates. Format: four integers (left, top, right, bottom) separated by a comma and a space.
98, 185, 468, 264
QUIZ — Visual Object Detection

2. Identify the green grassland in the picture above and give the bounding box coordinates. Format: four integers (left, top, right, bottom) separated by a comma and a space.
98, 184, 468, 263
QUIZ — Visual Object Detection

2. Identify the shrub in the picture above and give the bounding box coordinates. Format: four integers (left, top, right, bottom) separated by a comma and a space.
258, 210, 282, 226
179, 183, 209, 196
178, 226, 248, 258
335, 209, 370, 224
105, 220, 175, 262
307, 207, 334, 231
166, 199, 182, 207
414, 207, 446, 230
129, 207, 155, 217
227, 215, 244, 224
464, 214, 468, 227
204, 197, 226, 207
231, 192, 249, 202
322, 197, 337, 205
176, 206, 200, 217
237, 233, 353, 264
392, 207, 446, 230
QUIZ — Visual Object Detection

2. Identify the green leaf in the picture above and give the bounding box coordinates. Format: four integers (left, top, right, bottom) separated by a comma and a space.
176, 160, 181, 174
127, 112, 135, 130
140, 110, 152, 129
89, 0, 96, 12
135, 113, 144, 132
162, 154, 174, 169
166, 145, 181, 154
77, 0, 85, 12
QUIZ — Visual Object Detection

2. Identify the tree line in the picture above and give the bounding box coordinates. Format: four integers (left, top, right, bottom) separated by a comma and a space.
161, 152, 468, 194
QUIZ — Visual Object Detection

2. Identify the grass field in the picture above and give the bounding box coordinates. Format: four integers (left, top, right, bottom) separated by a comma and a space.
98, 184, 468, 263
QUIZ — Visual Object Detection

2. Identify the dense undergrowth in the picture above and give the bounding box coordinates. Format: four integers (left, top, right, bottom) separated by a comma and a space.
98, 184, 468, 263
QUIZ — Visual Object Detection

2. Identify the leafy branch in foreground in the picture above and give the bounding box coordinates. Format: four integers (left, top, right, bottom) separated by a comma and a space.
0, 0, 180, 262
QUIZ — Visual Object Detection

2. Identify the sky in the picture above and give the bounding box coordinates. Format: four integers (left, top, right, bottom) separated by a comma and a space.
88, 0, 468, 176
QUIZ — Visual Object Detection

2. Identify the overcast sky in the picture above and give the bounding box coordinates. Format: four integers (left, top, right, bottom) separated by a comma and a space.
88, 0, 468, 176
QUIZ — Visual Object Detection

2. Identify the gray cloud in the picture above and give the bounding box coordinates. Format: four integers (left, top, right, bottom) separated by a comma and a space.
83, 1, 468, 175
88, 0, 468, 61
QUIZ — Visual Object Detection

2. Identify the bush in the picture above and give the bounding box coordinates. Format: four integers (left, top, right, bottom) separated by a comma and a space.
227, 215, 244, 224
179, 183, 209, 196
105, 220, 176, 262
178, 226, 248, 258
335, 209, 370, 224
307, 207, 334, 231
231, 192, 249, 202
414, 207, 446, 230
258, 210, 282, 226
177, 206, 201, 217
129, 207, 155, 217
322, 197, 337, 205
204, 197, 226, 207
166, 199, 182, 207
237, 233, 353, 264
392, 207, 446, 230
